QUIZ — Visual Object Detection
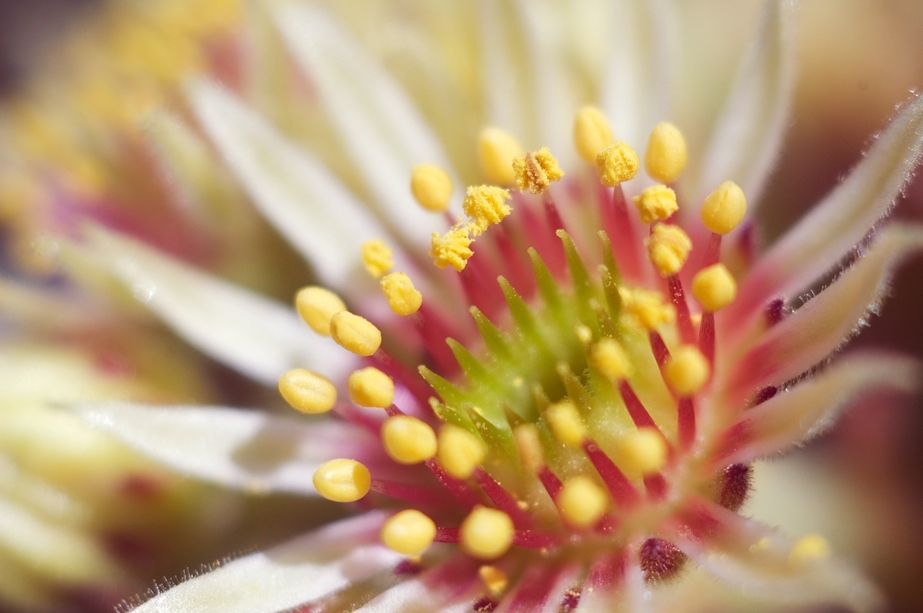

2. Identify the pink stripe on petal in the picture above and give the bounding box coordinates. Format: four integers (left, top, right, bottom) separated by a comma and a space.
496, 563, 580, 613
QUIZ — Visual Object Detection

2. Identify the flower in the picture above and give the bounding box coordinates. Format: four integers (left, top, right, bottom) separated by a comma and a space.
18, 1, 922, 611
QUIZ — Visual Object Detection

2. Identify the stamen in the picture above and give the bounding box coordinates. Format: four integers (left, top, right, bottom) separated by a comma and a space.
382, 416, 437, 464
361, 239, 394, 278
513, 424, 544, 473
437, 424, 487, 479
347, 366, 394, 408
312, 458, 371, 502
617, 381, 659, 430
582, 440, 640, 506
330, 311, 382, 356
645, 122, 688, 184
633, 185, 678, 224
664, 346, 710, 396
479, 565, 509, 597
665, 274, 696, 344
479, 127, 524, 186
463, 185, 512, 234
573, 106, 614, 163
380, 272, 423, 316
431, 225, 475, 271
692, 264, 737, 313
277, 368, 337, 414
596, 142, 639, 187
616, 429, 668, 475
701, 180, 747, 235
460, 506, 515, 560
558, 476, 609, 528
295, 286, 346, 336
474, 469, 532, 528
546, 400, 586, 447
410, 164, 453, 213
646, 224, 692, 277
789, 534, 831, 565
512, 147, 565, 194
381, 509, 437, 557
620, 288, 675, 331
590, 338, 633, 381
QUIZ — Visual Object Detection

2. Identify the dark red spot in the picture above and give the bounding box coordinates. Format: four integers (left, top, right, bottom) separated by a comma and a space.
719, 464, 753, 511
639, 538, 686, 583
393, 559, 423, 576
118, 474, 163, 501
473, 596, 498, 612
752, 386, 778, 407
561, 587, 581, 611
765, 298, 785, 326
102, 531, 154, 566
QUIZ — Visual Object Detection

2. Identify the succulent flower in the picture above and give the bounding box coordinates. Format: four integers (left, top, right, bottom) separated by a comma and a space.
11, 1, 921, 611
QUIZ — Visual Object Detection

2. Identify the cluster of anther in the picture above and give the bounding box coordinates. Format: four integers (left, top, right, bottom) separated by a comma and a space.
277, 105, 755, 601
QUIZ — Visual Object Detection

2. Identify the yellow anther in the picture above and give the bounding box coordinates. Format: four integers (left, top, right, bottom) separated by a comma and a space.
573, 106, 614, 163
361, 239, 393, 278
701, 180, 747, 235
312, 459, 371, 502
633, 184, 678, 224
789, 534, 831, 565
617, 428, 667, 475
380, 272, 423, 316
596, 142, 640, 187
381, 510, 437, 557
277, 368, 337, 414
295, 286, 346, 336
692, 264, 737, 312
513, 424, 544, 472
478, 565, 509, 596
348, 367, 394, 408
545, 400, 586, 447
382, 416, 437, 464
512, 147, 565, 194
478, 127, 525, 185
463, 185, 512, 234
330, 311, 382, 357
620, 288, 676, 331
645, 122, 688, 184
575, 324, 593, 345
430, 225, 474, 271
664, 345, 710, 396
590, 338, 633, 381
558, 476, 609, 528
410, 163, 453, 213
437, 424, 487, 479
460, 506, 514, 560
646, 223, 692, 277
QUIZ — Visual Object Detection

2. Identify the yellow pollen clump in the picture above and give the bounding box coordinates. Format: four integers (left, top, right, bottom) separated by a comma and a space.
646, 223, 692, 277
590, 338, 633, 381
645, 122, 688, 184
617, 428, 668, 475
410, 163, 453, 213
479, 565, 509, 596
512, 147, 565, 194
295, 286, 346, 336
692, 264, 737, 312
380, 272, 423, 316
701, 180, 747, 234
438, 425, 487, 479
546, 400, 586, 447
330, 311, 382, 357
312, 459, 371, 502
348, 367, 394, 408
478, 127, 525, 185
278, 369, 337, 414
463, 185, 512, 234
633, 184, 678, 224
665, 345, 710, 396
460, 506, 515, 560
382, 416, 437, 464
620, 288, 676, 331
381, 510, 437, 557
558, 476, 609, 528
513, 424, 544, 472
431, 225, 474, 271
573, 106, 614, 163
789, 534, 831, 565
361, 239, 393, 278
596, 142, 639, 187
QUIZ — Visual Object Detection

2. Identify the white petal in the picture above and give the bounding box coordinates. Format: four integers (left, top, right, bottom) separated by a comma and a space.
745, 94, 923, 303
68, 402, 380, 496
727, 225, 923, 395
272, 4, 459, 246
357, 555, 480, 612
691, 0, 796, 206
188, 79, 388, 287
132, 512, 401, 613
722, 353, 918, 465
76, 224, 349, 385
601, 0, 678, 149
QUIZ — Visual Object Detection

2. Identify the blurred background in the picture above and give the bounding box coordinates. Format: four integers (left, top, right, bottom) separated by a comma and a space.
0, 0, 920, 611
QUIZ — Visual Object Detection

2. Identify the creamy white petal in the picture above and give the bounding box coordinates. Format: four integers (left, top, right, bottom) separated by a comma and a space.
745, 94, 923, 303
132, 512, 401, 613
76, 224, 348, 385
723, 353, 918, 465
273, 4, 459, 246
727, 225, 923, 395
68, 402, 380, 496
188, 79, 387, 287
691, 0, 796, 206
478, 0, 529, 143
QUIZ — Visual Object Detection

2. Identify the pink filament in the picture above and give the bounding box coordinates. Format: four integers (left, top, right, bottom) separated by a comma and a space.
599, 185, 641, 278
678, 397, 696, 450
582, 440, 640, 506
667, 274, 696, 344
618, 381, 659, 430
474, 468, 533, 528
